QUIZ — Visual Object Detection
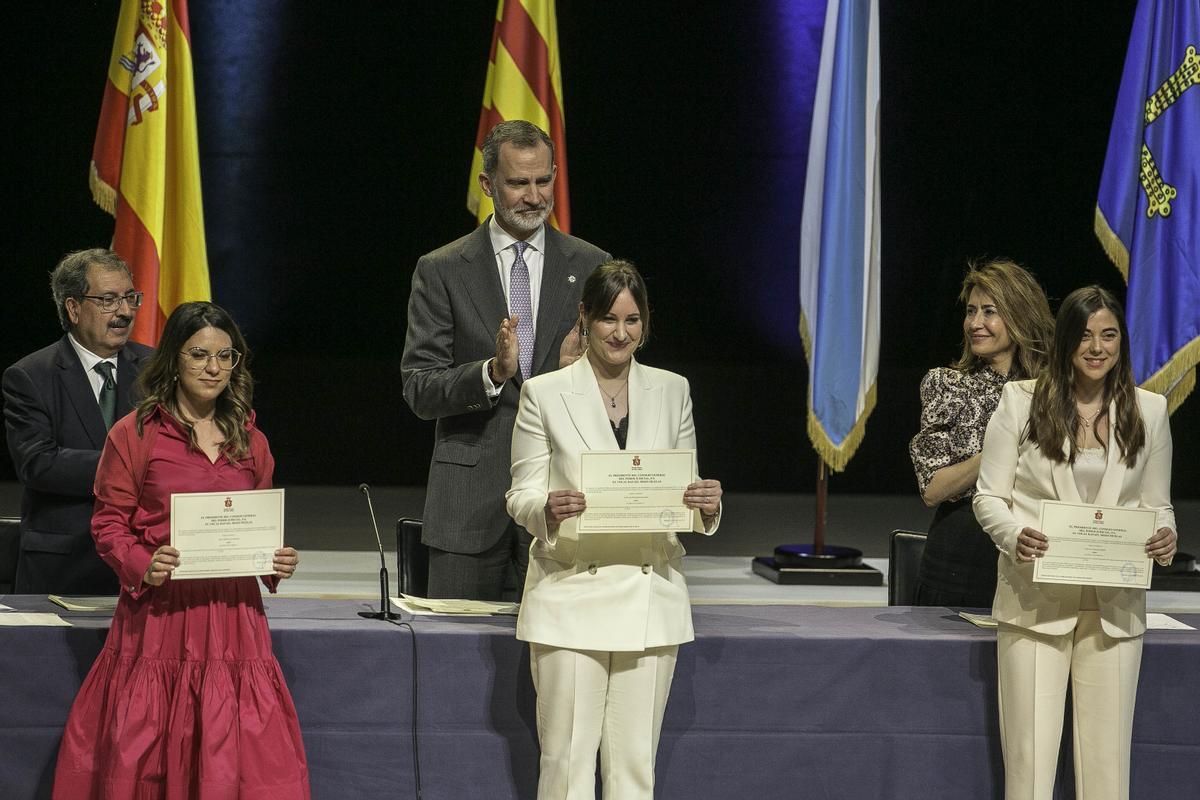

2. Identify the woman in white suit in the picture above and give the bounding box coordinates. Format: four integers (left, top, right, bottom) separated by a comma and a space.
507, 260, 721, 800
974, 286, 1177, 800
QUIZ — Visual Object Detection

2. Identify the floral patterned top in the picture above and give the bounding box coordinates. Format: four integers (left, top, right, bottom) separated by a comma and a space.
909, 365, 1009, 502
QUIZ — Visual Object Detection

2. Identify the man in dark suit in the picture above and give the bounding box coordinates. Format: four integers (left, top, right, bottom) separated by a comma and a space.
402, 120, 609, 600
3, 249, 153, 594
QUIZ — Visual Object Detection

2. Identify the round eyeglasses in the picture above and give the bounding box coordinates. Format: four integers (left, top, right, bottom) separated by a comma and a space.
77, 292, 144, 313
179, 348, 241, 371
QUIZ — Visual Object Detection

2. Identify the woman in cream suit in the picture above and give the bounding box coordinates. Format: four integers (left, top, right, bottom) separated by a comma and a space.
974, 286, 1177, 800
507, 260, 721, 800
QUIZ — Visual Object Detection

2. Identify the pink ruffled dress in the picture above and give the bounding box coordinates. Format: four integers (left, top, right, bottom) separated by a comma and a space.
52, 409, 309, 800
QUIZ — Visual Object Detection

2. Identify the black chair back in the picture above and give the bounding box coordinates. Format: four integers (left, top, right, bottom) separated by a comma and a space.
395, 518, 429, 598
887, 529, 928, 606
0, 516, 20, 595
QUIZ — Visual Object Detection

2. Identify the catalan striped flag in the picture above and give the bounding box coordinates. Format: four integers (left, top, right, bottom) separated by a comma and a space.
1095, 0, 1199, 412
467, 0, 570, 233
799, 0, 880, 472
90, 0, 211, 346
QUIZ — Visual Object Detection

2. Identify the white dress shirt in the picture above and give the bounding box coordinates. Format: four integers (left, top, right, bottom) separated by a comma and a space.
67, 333, 119, 404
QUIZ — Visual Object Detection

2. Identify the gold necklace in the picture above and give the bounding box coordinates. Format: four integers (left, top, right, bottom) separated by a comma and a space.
597, 379, 628, 409
1077, 406, 1103, 427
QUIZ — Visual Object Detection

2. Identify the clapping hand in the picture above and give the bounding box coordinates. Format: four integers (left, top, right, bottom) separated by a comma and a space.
493, 315, 520, 383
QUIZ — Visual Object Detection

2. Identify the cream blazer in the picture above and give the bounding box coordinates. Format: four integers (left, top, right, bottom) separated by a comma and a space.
506, 356, 718, 652
974, 380, 1175, 638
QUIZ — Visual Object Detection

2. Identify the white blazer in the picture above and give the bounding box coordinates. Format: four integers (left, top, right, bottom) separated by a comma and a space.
506, 356, 718, 652
974, 380, 1175, 638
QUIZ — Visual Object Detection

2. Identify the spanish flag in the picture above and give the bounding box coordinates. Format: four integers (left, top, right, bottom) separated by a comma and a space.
467, 0, 570, 233
90, 0, 211, 346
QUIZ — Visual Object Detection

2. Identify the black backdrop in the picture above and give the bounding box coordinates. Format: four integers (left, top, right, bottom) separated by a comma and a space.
5, 1, 1197, 499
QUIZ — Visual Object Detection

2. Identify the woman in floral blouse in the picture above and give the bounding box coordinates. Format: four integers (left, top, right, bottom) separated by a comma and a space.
908, 259, 1053, 607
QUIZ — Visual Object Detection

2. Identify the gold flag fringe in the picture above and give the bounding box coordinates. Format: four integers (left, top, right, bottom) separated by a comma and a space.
799, 309, 877, 472
806, 381, 877, 473
1141, 337, 1200, 414
89, 161, 117, 217
1093, 205, 1129, 281
1094, 205, 1197, 412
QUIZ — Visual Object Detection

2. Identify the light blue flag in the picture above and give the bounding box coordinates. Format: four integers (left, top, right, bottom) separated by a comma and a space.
1095, 0, 1200, 411
799, 0, 880, 471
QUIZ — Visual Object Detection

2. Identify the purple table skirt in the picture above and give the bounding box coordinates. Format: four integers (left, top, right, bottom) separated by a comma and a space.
1, 597, 1196, 799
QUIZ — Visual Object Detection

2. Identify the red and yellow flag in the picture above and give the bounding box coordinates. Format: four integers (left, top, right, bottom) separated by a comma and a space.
90, 0, 210, 346
467, 0, 571, 233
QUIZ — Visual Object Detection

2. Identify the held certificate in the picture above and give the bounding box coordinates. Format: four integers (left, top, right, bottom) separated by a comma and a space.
169, 489, 284, 579
577, 449, 695, 533
1033, 500, 1155, 589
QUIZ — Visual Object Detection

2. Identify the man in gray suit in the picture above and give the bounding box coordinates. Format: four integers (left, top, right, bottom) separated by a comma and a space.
402, 120, 609, 600
3, 249, 152, 594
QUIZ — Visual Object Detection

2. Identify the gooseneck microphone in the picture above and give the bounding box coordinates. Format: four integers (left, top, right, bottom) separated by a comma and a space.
357, 483, 400, 620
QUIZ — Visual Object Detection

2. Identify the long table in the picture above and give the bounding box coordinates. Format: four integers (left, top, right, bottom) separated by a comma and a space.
1, 597, 1196, 799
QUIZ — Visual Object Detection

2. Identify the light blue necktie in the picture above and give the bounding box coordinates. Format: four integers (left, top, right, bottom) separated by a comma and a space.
510, 242, 534, 379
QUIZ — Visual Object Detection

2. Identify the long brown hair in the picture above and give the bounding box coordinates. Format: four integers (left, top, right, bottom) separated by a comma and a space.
1025, 286, 1145, 466
951, 258, 1053, 379
135, 302, 255, 459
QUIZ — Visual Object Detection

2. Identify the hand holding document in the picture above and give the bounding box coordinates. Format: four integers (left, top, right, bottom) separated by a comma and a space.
170, 489, 285, 580
577, 449, 695, 533
1033, 501, 1156, 589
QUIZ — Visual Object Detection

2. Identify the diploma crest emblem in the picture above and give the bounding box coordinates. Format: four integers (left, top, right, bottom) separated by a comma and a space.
1095, 509, 1104, 521
225, 497, 233, 509
632, 455, 641, 468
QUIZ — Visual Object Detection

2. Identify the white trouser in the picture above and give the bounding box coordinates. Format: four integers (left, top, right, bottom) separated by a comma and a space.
529, 643, 678, 800
997, 609, 1143, 800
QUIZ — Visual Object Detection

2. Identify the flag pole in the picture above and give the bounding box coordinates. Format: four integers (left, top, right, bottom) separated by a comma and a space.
814, 460, 827, 555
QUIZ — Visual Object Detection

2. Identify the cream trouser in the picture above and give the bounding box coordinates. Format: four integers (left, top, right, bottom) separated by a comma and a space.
529, 643, 678, 800
997, 609, 1143, 800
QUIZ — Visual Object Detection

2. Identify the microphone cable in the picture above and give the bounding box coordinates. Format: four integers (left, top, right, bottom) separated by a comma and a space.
385, 617, 422, 800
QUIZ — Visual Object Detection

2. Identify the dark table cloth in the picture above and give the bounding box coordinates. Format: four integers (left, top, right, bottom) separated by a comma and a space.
1, 597, 1196, 799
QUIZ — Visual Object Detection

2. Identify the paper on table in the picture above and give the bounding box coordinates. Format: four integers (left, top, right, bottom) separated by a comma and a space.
958, 611, 998, 629
393, 594, 519, 616
48, 595, 119, 612
1147, 613, 1196, 631
0, 603, 13, 611
0, 613, 71, 627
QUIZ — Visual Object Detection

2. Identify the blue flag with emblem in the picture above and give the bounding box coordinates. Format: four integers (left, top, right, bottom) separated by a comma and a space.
1095, 0, 1200, 412
799, 0, 880, 471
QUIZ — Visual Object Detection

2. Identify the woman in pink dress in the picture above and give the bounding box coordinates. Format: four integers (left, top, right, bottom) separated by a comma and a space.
53, 302, 310, 800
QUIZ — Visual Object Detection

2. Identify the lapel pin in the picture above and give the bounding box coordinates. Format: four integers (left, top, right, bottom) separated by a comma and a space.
568, 275, 576, 283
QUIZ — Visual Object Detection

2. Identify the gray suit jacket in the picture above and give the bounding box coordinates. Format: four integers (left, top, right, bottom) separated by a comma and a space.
402, 220, 609, 553
3, 335, 153, 594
